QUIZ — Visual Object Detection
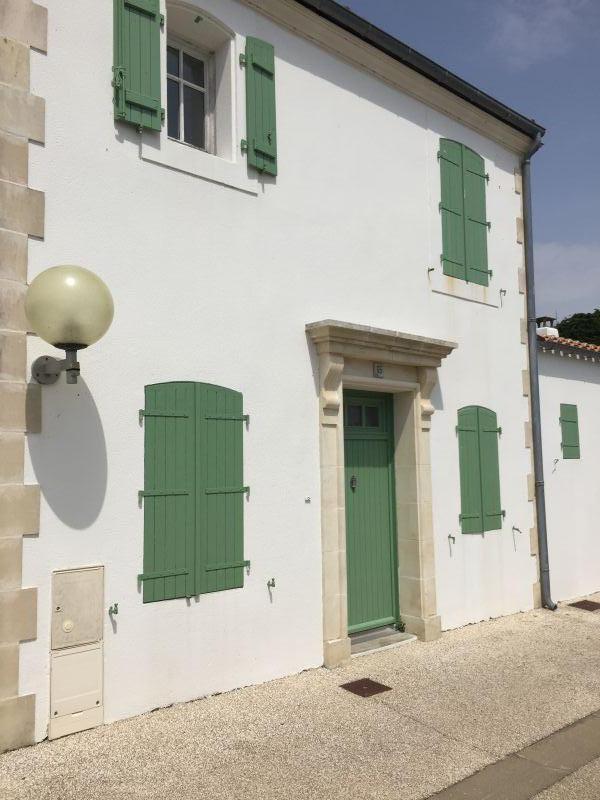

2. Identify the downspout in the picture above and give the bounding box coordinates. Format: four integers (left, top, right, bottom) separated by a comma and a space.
522, 132, 557, 611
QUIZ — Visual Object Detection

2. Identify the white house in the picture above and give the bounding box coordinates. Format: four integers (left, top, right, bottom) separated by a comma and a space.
538, 325, 600, 604
0, 0, 551, 750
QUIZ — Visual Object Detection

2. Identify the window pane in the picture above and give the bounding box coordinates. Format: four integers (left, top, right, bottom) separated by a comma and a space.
365, 406, 379, 428
346, 405, 362, 427
183, 52, 205, 87
167, 79, 180, 139
184, 85, 205, 149
167, 45, 179, 77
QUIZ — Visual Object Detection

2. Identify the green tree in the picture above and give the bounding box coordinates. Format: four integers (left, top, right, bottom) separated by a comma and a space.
557, 309, 600, 345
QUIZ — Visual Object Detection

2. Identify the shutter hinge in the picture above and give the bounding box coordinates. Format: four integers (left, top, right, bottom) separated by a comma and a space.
160, 13, 165, 26
206, 560, 250, 572
241, 139, 248, 153
137, 568, 189, 581
486, 221, 492, 230
138, 489, 190, 506
205, 414, 250, 423
485, 173, 490, 182
239, 53, 247, 67
161, 107, 165, 122
502, 510, 506, 519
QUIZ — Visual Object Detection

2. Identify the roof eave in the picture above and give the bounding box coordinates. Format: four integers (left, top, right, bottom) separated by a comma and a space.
293, 0, 545, 141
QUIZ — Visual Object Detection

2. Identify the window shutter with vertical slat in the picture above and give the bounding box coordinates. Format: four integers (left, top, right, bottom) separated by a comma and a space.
113, 0, 163, 131
478, 407, 503, 531
243, 37, 277, 176
457, 406, 483, 534
560, 403, 580, 459
462, 146, 490, 286
140, 383, 196, 602
196, 383, 248, 595
439, 139, 466, 281
457, 406, 503, 534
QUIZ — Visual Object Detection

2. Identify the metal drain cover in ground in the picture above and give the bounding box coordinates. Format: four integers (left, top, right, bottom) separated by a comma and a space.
569, 600, 600, 611
340, 678, 392, 697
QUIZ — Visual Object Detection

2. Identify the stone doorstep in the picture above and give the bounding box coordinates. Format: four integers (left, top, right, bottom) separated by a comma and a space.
350, 626, 417, 657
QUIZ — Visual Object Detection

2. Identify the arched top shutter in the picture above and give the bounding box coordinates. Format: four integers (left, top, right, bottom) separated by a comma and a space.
140, 382, 196, 602
140, 382, 248, 602
196, 383, 248, 595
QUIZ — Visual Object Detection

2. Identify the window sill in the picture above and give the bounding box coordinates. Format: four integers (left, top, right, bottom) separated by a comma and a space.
140, 133, 258, 196
428, 268, 500, 308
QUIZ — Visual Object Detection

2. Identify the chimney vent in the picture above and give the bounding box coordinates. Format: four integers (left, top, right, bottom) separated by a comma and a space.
536, 315, 559, 338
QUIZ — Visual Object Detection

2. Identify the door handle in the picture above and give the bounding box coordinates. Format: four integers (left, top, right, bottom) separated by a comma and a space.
350, 475, 357, 491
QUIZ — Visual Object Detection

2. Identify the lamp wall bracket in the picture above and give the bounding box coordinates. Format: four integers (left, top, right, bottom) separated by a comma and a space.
32, 349, 81, 385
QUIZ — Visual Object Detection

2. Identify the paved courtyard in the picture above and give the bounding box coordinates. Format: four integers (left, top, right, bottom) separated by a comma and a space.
2, 600, 600, 799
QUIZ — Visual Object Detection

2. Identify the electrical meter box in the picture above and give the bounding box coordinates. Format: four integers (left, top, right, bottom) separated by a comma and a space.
51, 566, 104, 649
49, 566, 104, 740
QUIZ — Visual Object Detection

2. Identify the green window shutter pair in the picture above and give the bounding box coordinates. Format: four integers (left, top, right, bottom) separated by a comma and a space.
112, 12, 279, 173
242, 37, 277, 176
560, 404, 580, 459
439, 139, 490, 286
457, 406, 503, 534
140, 382, 248, 603
113, 0, 163, 130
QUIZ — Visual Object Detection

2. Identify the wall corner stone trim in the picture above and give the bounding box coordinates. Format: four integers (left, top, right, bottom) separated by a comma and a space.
0, 0, 46, 753
514, 169, 523, 195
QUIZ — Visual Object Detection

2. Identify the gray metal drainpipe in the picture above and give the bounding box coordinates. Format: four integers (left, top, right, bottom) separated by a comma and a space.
522, 132, 557, 611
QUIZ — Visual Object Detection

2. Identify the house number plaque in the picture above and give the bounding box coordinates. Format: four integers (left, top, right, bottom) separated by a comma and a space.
373, 363, 384, 379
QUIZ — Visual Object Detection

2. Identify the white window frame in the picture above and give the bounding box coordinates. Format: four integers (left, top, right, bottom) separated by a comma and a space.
166, 36, 215, 154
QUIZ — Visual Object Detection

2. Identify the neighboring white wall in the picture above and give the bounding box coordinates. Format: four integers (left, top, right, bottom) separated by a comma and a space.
22, 0, 532, 740
539, 352, 600, 602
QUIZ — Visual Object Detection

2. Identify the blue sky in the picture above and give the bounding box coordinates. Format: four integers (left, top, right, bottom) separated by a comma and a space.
345, 0, 600, 321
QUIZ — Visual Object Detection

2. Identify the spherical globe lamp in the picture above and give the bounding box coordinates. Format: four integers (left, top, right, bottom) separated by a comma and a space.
25, 266, 114, 384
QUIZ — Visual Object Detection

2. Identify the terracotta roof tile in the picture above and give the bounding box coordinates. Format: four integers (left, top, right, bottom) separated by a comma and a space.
538, 334, 600, 354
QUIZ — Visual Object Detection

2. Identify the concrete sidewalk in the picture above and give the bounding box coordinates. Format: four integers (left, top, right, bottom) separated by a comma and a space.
2, 600, 600, 799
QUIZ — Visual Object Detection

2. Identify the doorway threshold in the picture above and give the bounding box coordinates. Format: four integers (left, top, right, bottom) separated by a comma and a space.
350, 626, 416, 657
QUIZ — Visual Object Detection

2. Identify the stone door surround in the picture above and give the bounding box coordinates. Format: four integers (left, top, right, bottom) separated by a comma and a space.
306, 320, 456, 667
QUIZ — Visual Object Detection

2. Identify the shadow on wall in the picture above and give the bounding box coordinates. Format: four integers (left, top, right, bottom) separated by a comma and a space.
28, 377, 107, 529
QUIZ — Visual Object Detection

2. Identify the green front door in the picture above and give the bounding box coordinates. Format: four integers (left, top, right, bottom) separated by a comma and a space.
344, 391, 398, 634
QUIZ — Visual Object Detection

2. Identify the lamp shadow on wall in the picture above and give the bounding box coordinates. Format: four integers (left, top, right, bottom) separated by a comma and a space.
28, 377, 108, 529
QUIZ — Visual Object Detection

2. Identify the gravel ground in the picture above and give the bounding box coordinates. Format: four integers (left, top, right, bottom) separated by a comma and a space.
534, 756, 600, 799
2, 601, 600, 800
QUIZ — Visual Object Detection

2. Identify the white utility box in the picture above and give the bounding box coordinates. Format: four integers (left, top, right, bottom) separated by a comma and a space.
49, 566, 104, 740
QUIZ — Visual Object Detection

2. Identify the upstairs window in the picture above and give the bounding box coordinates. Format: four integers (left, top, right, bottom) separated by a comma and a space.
167, 39, 213, 151
439, 139, 490, 286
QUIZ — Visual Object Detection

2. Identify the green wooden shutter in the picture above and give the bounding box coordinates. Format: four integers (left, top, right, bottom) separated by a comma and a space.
457, 406, 502, 533
195, 383, 248, 595
440, 139, 466, 281
457, 406, 483, 533
478, 407, 503, 531
560, 403, 580, 459
440, 140, 489, 286
113, 0, 162, 131
462, 147, 490, 286
243, 37, 277, 176
140, 383, 196, 602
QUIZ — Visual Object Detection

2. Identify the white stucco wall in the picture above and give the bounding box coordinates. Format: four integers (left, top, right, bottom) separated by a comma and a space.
22, 0, 534, 740
539, 351, 600, 603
